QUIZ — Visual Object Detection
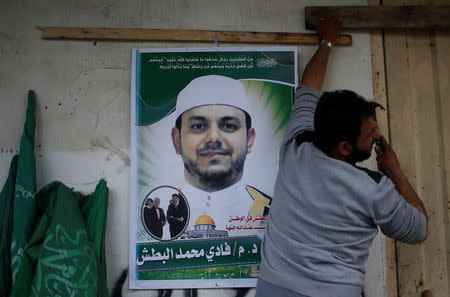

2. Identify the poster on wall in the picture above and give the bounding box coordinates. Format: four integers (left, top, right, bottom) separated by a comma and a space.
130, 47, 298, 289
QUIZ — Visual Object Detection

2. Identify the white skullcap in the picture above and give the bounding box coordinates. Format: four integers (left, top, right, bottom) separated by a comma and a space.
175, 75, 251, 121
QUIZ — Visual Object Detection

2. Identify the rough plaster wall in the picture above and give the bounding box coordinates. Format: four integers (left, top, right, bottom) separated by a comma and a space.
0, 0, 385, 296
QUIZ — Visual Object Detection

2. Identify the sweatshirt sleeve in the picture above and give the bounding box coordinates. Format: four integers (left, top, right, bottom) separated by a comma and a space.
371, 176, 427, 244
282, 85, 320, 145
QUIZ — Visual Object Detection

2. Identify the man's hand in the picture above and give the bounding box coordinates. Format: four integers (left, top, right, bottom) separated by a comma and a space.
315, 16, 342, 45
374, 135, 402, 178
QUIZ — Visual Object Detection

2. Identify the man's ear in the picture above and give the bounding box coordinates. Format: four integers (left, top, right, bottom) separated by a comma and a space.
337, 141, 353, 159
247, 128, 256, 153
171, 127, 181, 155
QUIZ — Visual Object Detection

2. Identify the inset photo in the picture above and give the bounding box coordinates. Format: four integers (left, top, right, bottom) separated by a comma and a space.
140, 185, 189, 241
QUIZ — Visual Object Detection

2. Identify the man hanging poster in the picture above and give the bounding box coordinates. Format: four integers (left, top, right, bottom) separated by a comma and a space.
130, 47, 297, 289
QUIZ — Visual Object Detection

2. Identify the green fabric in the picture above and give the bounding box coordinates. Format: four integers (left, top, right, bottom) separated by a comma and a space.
10, 180, 109, 297
79, 180, 110, 297
1, 90, 110, 297
0, 156, 18, 297
11, 90, 37, 283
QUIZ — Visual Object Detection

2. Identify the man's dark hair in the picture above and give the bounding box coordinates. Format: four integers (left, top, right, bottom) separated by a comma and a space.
313, 90, 383, 154
175, 110, 252, 131
172, 194, 179, 199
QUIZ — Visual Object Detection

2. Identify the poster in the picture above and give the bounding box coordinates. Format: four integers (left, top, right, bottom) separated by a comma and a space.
130, 47, 297, 289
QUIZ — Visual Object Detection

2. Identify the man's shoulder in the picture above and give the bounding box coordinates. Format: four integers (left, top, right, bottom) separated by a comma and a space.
341, 165, 390, 203
342, 165, 384, 192
314, 158, 385, 196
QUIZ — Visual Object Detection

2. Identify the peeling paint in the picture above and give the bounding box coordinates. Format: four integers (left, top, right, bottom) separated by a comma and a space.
414, 273, 424, 293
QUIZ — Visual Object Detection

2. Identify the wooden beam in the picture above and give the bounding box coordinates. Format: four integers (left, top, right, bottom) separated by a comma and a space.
305, 6, 450, 30
36, 27, 352, 46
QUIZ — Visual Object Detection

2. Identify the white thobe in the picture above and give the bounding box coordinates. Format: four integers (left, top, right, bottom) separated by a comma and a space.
178, 180, 254, 235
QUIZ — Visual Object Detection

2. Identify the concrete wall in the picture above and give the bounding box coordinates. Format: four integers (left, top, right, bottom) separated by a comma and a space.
0, 0, 385, 296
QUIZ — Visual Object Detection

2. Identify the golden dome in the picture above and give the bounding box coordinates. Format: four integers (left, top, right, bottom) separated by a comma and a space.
195, 215, 216, 226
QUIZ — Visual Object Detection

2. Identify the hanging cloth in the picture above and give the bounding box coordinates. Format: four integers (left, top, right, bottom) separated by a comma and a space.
0, 91, 110, 297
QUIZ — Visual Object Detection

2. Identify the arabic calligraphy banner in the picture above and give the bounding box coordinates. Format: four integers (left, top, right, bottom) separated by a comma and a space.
130, 47, 297, 288
136, 236, 261, 272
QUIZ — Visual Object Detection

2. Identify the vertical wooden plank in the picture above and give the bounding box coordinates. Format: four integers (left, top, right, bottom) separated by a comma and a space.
434, 19, 450, 297
384, 1, 450, 296
433, 0, 450, 295
384, 4, 421, 297
384, 28, 423, 297
367, 0, 398, 296
408, 29, 449, 297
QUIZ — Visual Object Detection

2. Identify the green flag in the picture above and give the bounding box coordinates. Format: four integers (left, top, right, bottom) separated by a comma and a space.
11, 90, 37, 283
0, 156, 18, 297
2, 90, 110, 297
79, 180, 110, 297
9, 180, 109, 297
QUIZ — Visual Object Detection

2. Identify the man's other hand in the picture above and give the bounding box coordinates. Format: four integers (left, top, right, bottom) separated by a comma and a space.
375, 135, 402, 177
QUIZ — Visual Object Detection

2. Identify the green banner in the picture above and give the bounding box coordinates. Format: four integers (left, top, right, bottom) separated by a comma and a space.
11, 91, 36, 283
135, 50, 296, 125
136, 236, 261, 272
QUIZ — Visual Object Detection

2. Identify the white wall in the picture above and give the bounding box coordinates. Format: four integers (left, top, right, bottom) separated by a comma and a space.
0, 0, 385, 296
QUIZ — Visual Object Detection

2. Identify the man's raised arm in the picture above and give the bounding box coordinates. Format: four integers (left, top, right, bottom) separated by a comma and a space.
281, 17, 342, 143
301, 16, 341, 93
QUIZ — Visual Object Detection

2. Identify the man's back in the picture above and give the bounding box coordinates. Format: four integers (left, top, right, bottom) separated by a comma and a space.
256, 17, 427, 297
262, 141, 381, 295
259, 85, 427, 297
